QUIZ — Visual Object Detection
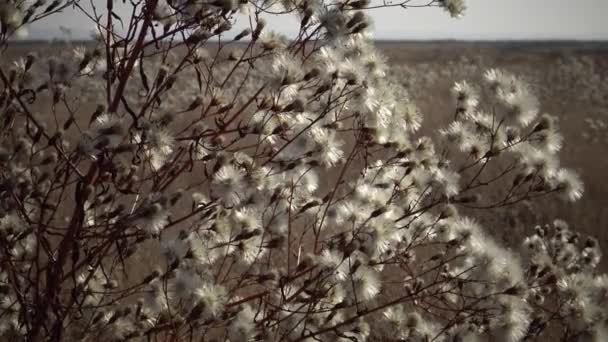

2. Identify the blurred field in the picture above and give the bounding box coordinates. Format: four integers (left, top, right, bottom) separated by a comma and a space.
3, 40, 608, 267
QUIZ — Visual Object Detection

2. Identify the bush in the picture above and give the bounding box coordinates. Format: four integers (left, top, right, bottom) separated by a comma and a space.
0, 0, 605, 341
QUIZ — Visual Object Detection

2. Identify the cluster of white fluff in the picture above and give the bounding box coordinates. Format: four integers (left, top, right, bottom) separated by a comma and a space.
0, 1, 78, 40
440, 0, 466, 18
0, 0, 605, 341
441, 69, 583, 205
0, 1, 27, 38
520, 220, 607, 341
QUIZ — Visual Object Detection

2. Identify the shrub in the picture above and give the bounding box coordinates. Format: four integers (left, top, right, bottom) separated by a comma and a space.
0, 0, 605, 341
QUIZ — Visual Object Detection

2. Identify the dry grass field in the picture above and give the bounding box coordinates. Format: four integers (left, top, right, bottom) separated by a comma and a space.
3, 40, 608, 263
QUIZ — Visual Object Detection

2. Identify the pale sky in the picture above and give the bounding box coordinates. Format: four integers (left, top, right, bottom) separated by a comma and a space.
27, 0, 608, 40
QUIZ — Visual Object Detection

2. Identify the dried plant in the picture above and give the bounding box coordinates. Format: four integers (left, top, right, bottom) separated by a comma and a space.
0, 1, 606, 341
